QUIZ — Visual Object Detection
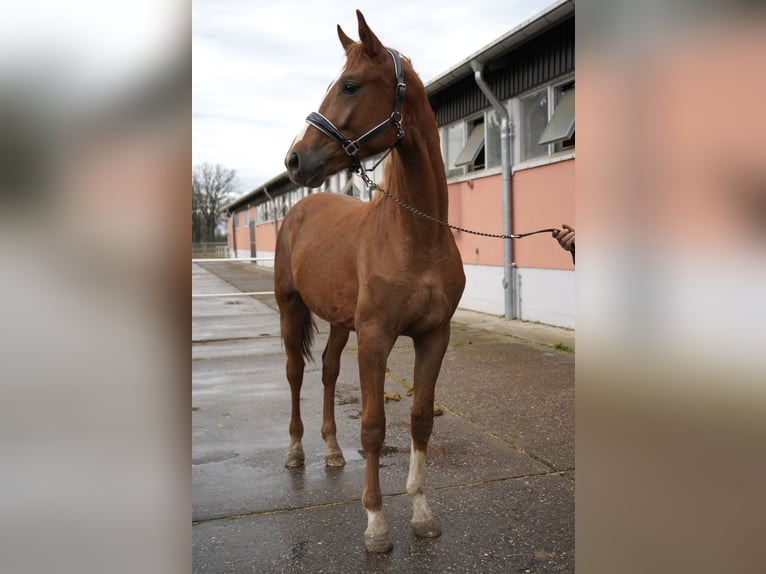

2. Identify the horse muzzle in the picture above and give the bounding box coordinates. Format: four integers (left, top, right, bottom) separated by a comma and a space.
285, 148, 327, 188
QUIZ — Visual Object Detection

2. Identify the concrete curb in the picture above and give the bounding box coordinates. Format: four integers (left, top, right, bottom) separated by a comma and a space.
451, 309, 575, 352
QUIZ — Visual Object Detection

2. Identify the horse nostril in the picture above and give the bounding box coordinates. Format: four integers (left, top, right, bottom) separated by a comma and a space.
286, 152, 300, 174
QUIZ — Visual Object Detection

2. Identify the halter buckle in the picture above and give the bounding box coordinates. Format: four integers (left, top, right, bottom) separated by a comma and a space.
343, 140, 360, 156
391, 111, 405, 140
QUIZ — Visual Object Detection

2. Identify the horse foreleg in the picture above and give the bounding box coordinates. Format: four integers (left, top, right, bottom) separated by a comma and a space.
357, 330, 396, 552
321, 325, 350, 467
408, 324, 451, 538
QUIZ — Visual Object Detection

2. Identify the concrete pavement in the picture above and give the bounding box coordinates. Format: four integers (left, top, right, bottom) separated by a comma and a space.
192, 262, 574, 573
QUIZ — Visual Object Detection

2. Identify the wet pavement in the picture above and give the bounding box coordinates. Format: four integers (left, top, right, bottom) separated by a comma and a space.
192, 261, 574, 573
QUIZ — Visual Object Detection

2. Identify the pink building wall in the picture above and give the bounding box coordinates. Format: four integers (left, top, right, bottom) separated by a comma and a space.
229, 159, 574, 270
254, 220, 280, 252
449, 159, 574, 271
228, 207, 253, 255
227, 212, 281, 256
512, 159, 575, 271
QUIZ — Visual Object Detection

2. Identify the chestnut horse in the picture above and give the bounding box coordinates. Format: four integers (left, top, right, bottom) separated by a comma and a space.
276, 10, 465, 553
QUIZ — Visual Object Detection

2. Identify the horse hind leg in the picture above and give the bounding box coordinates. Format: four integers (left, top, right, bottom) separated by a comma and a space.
279, 295, 316, 468
407, 325, 451, 539
321, 325, 350, 467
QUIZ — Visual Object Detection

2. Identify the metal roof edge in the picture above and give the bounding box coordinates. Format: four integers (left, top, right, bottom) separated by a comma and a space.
425, 0, 575, 96
225, 170, 295, 213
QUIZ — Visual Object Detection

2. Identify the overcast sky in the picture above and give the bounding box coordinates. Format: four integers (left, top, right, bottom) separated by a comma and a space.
193, 0, 555, 196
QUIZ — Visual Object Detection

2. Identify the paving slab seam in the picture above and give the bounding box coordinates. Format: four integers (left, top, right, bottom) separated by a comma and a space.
433, 401, 569, 480
193, 497, 362, 526
379, 372, 568, 478
192, 335, 283, 346
192, 469, 571, 526
428, 469, 574, 493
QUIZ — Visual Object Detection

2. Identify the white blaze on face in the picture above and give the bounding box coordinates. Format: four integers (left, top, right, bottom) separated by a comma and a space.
325, 64, 347, 96
291, 64, 346, 148
291, 122, 309, 147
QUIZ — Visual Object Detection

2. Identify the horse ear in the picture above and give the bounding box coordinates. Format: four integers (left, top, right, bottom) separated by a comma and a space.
337, 25, 355, 52
356, 10, 384, 59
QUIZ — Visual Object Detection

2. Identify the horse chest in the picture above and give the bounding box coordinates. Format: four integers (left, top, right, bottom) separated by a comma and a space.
359, 265, 458, 325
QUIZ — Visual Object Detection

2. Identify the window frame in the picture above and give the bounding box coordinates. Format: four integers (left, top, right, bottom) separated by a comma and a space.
442, 107, 505, 181
444, 122, 467, 179
455, 119, 486, 170
512, 73, 576, 170
539, 82, 575, 146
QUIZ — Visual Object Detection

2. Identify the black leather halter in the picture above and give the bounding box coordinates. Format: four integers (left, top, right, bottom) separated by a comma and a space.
305, 48, 406, 172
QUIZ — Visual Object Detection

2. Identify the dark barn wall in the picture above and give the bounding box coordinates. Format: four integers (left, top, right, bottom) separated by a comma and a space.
429, 16, 574, 127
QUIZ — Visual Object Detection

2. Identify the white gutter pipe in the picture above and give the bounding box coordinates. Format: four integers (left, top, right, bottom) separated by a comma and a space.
471, 60, 516, 320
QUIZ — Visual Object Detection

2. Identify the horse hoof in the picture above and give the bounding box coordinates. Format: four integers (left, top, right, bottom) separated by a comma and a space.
364, 532, 393, 553
325, 451, 346, 467
412, 519, 442, 538
284, 451, 305, 468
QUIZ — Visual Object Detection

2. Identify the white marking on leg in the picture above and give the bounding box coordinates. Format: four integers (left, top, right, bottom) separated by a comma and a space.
365, 509, 389, 538
406, 439, 434, 524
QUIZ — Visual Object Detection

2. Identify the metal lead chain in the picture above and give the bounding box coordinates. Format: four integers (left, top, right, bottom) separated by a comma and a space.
356, 169, 558, 240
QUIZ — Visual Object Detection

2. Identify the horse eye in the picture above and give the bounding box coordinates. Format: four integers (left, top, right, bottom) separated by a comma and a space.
341, 82, 358, 95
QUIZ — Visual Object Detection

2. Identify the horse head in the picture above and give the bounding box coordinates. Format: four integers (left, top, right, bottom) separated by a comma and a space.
285, 10, 407, 187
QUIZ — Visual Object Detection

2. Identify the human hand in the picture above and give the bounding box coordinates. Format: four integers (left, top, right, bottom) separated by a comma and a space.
552, 224, 575, 252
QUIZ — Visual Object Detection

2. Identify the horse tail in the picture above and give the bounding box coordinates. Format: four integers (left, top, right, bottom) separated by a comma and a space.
301, 311, 317, 362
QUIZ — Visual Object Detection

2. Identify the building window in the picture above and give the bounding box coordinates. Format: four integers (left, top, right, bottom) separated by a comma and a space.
540, 82, 575, 149
256, 202, 270, 223
519, 86, 550, 162
517, 77, 575, 164
485, 108, 502, 169
243, 209, 250, 226
443, 108, 503, 179
455, 118, 485, 171
445, 123, 465, 178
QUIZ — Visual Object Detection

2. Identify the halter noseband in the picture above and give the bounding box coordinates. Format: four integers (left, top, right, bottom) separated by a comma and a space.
305, 48, 406, 172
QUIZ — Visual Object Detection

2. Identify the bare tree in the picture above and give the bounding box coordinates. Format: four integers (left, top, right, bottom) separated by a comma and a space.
192, 163, 238, 242
192, 184, 204, 243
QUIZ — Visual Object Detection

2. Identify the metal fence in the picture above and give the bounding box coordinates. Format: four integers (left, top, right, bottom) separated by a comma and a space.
192, 242, 229, 258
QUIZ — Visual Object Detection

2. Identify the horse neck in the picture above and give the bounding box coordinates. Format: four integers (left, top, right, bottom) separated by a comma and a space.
382, 109, 448, 238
